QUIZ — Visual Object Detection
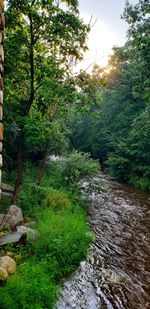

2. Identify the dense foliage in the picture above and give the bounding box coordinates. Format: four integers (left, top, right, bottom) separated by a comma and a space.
69, 0, 150, 191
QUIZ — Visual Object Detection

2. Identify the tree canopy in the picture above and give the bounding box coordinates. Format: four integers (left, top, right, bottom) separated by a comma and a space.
69, 0, 150, 191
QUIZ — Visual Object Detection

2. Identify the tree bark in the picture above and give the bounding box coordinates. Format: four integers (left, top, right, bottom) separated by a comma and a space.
36, 143, 49, 186
12, 11, 35, 202
12, 128, 24, 204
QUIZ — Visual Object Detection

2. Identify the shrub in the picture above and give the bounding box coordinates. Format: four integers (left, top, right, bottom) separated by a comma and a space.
18, 179, 52, 216
42, 188, 71, 210
17, 162, 65, 215
61, 151, 99, 189
106, 155, 130, 181
130, 176, 150, 192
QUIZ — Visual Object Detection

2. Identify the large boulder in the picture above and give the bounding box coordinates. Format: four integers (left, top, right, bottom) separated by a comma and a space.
0, 256, 16, 280
0, 205, 23, 230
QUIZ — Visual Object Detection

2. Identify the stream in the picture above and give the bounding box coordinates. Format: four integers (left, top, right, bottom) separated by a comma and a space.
57, 173, 150, 309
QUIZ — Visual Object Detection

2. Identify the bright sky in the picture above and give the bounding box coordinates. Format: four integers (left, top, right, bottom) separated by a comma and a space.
74, 0, 138, 72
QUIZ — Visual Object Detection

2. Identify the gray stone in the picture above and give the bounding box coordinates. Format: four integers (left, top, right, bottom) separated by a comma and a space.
0, 205, 23, 229
16, 225, 38, 241
0, 214, 16, 229
0, 232, 26, 246
7, 205, 23, 222
1, 183, 14, 192
0, 205, 24, 230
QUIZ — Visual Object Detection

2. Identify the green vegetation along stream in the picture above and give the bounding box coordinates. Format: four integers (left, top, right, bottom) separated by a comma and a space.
57, 173, 150, 309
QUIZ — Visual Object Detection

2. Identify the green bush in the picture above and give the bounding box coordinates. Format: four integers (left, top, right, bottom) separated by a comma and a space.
18, 180, 52, 216
61, 151, 99, 189
106, 155, 130, 181
130, 176, 150, 192
17, 162, 65, 215
42, 188, 71, 210
17, 152, 99, 215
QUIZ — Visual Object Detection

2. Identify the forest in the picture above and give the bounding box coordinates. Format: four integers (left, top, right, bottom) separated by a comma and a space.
0, 0, 150, 308
3, 0, 150, 196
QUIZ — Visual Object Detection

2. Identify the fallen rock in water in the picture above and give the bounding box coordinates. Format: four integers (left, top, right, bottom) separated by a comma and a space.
0, 256, 16, 278
0, 205, 23, 230
0, 232, 27, 246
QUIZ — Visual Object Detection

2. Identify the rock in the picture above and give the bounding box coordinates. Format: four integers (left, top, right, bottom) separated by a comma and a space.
7, 205, 23, 222
0, 205, 23, 230
16, 225, 38, 241
0, 266, 8, 280
0, 214, 15, 229
1, 183, 14, 197
0, 256, 16, 275
1, 183, 14, 192
0, 232, 27, 246
0, 226, 37, 246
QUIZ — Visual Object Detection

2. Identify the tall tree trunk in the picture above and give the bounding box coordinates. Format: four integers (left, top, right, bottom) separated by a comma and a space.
0, 0, 4, 199
36, 142, 49, 186
12, 128, 24, 204
12, 11, 35, 202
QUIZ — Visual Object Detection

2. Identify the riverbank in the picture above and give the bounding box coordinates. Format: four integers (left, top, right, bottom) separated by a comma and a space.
0, 153, 99, 309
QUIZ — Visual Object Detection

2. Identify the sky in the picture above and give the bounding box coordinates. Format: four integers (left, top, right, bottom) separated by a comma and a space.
74, 0, 138, 72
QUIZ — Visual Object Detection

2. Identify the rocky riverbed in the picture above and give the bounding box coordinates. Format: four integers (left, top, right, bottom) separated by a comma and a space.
57, 173, 150, 309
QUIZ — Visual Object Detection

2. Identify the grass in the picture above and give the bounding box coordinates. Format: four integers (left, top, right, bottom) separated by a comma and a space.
0, 207, 91, 309
0, 159, 93, 309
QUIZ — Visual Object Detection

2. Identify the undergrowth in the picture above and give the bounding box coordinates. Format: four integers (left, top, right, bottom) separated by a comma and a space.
0, 152, 96, 308
0, 207, 91, 309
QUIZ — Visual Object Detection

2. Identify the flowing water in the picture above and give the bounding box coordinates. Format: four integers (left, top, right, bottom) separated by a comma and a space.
57, 173, 150, 309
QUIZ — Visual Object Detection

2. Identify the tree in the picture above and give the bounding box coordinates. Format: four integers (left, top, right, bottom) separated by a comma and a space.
4, 0, 90, 201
